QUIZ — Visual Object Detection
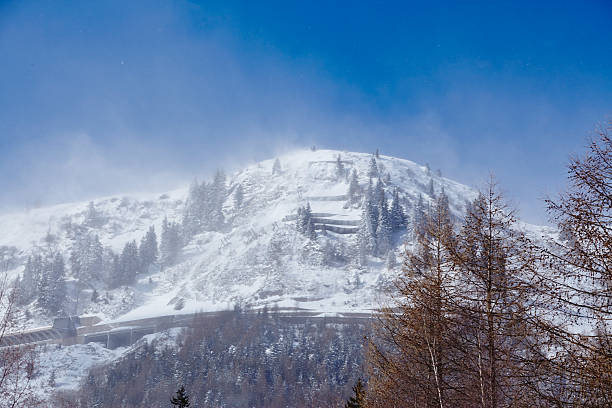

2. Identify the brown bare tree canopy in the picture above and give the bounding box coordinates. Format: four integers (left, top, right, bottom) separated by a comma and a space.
0, 271, 39, 408
368, 120, 612, 408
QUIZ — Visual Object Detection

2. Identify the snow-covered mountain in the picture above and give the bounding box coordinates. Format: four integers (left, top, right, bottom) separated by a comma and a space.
1, 149, 548, 327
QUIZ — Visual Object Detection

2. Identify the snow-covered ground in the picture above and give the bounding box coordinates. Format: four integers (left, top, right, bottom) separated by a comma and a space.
1, 148, 558, 403
28, 327, 184, 401
1, 148, 552, 326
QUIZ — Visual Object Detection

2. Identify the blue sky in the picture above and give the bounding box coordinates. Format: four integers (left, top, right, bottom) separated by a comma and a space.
0, 0, 611, 223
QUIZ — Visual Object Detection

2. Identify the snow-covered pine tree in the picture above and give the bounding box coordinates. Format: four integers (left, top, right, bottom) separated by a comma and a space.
85, 201, 102, 227
296, 203, 315, 239
70, 234, 104, 283
356, 209, 369, 267
376, 194, 392, 256
18, 255, 41, 304
374, 177, 385, 204
139, 226, 158, 273
36, 254, 52, 312
427, 178, 435, 197
358, 205, 377, 258
120, 240, 139, 285
390, 188, 407, 231
107, 252, 122, 288
437, 187, 450, 218
210, 170, 226, 230
306, 218, 317, 240
182, 179, 201, 239
413, 194, 426, 237
86, 235, 104, 282
383, 172, 391, 184
296, 207, 305, 234
69, 245, 81, 281
368, 156, 379, 179
364, 181, 379, 234
302, 203, 313, 234
170, 385, 191, 407
160, 217, 182, 268
357, 232, 368, 267
335, 155, 345, 179
348, 169, 361, 204
345, 378, 366, 408
272, 158, 282, 175
45, 252, 66, 314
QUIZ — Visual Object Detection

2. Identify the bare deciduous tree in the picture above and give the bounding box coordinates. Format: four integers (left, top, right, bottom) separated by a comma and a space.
536, 121, 612, 406
0, 268, 38, 408
368, 179, 547, 408
368, 192, 467, 407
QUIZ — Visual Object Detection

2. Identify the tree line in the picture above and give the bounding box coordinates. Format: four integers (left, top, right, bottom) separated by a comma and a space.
362, 123, 612, 407
51, 309, 367, 407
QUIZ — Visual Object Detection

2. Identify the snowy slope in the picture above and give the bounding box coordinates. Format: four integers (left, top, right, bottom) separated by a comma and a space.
29, 327, 184, 400
0, 149, 552, 326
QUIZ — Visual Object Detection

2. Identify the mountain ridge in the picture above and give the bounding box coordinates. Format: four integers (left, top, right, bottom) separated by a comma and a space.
0, 149, 552, 328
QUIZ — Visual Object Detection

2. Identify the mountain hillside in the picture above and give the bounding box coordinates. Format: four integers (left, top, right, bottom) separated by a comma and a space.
1, 149, 548, 327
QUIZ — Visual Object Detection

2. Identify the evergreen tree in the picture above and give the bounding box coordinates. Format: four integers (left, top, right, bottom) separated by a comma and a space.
367, 157, 378, 179
71, 234, 104, 283
375, 148, 380, 158
160, 217, 182, 268
170, 385, 190, 407
36, 255, 52, 312
47, 252, 66, 314
306, 217, 317, 241
374, 177, 384, 204
345, 378, 366, 408
390, 188, 407, 231
304, 202, 312, 221
296, 203, 316, 239
364, 181, 379, 234
85, 201, 102, 227
413, 194, 426, 237
210, 170, 226, 230
302, 203, 313, 234
347, 169, 361, 204
296, 207, 305, 234
31, 254, 45, 299
182, 179, 201, 239
35, 251, 66, 315
383, 172, 391, 184
120, 240, 139, 285
18, 255, 42, 304
427, 178, 435, 197
335, 155, 345, 179
182, 171, 226, 237
107, 252, 122, 288
139, 226, 158, 273
376, 194, 392, 256
272, 158, 282, 175
357, 206, 377, 260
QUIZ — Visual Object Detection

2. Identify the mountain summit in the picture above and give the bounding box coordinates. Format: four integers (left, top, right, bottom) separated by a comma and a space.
2, 149, 482, 325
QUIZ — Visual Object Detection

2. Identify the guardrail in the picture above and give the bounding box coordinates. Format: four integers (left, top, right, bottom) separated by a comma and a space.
2, 309, 373, 349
